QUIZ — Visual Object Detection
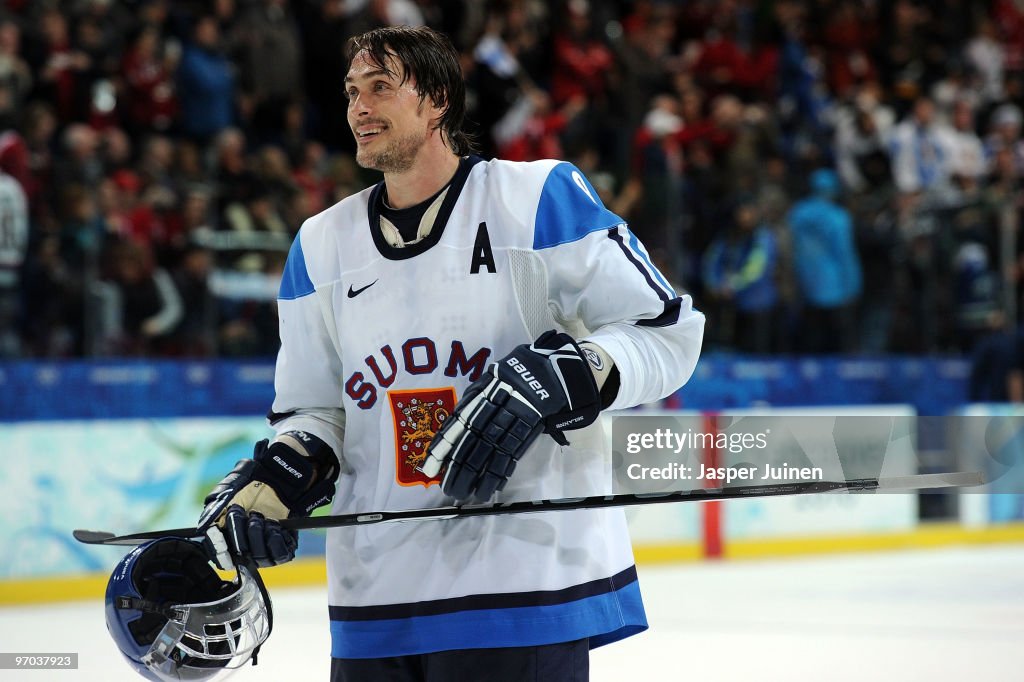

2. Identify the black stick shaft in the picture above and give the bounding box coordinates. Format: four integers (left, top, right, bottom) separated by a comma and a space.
72, 471, 982, 546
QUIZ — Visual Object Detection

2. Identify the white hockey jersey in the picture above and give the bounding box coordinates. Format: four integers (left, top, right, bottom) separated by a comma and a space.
271, 156, 704, 659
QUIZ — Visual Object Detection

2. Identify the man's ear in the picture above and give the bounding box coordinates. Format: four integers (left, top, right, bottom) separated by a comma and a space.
425, 102, 447, 135
418, 93, 445, 121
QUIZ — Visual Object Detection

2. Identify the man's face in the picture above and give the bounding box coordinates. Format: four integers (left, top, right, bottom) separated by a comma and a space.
913, 99, 934, 126
735, 204, 758, 231
195, 17, 218, 48
953, 102, 973, 132
345, 50, 440, 172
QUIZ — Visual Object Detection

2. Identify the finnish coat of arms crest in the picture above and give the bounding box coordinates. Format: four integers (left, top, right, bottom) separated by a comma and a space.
387, 387, 457, 487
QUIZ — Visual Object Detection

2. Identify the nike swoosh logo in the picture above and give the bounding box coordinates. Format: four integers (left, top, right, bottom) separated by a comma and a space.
347, 280, 378, 298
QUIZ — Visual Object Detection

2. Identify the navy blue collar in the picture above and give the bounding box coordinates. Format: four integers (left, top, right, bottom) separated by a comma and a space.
368, 155, 483, 260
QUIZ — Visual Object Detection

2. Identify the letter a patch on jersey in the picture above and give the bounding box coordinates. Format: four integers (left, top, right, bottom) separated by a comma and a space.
470, 222, 496, 274
388, 387, 457, 487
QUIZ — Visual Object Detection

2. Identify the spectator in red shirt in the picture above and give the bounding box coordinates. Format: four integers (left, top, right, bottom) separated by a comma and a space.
550, 0, 613, 107
497, 89, 580, 163
821, 0, 879, 97
993, 0, 1024, 73
99, 170, 159, 248
121, 25, 178, 135
290, 141, 332, 218
688, 9, 776, 101
28, 7, 91, 123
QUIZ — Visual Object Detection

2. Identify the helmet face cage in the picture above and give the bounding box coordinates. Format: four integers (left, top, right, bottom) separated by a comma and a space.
106, 539, 272, 682
141, 568, 271, 679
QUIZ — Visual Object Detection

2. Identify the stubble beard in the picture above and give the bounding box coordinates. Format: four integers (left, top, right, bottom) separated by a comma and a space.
355, 129, 427, 173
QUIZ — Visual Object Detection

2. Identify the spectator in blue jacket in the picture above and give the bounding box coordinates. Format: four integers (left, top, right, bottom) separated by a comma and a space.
702, 197, 779, 353
176, 15, 235, 143
788, 168, 862, 353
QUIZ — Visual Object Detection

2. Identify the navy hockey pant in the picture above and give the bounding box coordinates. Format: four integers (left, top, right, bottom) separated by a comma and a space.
330, 638, 589, 681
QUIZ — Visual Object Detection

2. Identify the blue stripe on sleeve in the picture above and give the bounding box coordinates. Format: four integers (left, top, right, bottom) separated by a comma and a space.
608, 227, 671, 302
329, 579, 647, 658
627, 229, 675, 297
278, 234, 315, 300
533, 163, 625, 250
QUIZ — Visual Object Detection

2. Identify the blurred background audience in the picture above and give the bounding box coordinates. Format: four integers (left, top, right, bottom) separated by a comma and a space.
2, 0, 1024, 370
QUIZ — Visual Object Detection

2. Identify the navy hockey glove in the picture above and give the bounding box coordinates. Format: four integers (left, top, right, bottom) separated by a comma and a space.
198, 431, 339, 569
420, 330, 601, 503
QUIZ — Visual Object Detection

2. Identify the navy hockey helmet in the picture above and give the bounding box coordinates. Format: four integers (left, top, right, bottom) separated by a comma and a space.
105, 538, 272, 681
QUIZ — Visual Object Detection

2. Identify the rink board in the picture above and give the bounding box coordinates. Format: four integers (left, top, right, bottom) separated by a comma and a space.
2, 406, 1022, 604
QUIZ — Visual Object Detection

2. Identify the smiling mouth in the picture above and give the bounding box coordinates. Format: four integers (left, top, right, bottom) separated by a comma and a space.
356, 126, 387, 144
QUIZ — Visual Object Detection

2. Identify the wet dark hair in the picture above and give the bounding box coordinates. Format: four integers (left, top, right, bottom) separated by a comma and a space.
346, 26, 475, 156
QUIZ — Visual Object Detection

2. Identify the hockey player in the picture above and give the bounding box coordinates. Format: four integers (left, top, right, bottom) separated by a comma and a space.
197, 25, 704, 681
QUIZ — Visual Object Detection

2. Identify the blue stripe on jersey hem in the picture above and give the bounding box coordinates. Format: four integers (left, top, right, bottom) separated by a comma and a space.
329, 578, 647, 658
533, 162, 626, 250
278, 234, 315, 300
329, 566, 640, 621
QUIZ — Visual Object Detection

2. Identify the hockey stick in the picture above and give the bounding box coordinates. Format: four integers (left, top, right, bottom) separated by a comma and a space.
73, 471, 983, 546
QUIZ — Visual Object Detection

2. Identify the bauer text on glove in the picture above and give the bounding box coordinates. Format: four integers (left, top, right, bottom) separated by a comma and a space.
419, 330, 602, 503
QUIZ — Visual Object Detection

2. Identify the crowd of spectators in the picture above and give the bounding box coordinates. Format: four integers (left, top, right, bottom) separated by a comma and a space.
1, 0, 1024, 360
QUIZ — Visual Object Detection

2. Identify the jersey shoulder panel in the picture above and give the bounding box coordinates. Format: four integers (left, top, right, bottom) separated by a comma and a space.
480, 157, 562, 181
460, 158, 554, 249
530, 161, 625, 250
476, 159, 623, 251
278, 187, 374, 300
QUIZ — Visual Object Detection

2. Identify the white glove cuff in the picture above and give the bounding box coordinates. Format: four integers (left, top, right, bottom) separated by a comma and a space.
578, 341, 615, 390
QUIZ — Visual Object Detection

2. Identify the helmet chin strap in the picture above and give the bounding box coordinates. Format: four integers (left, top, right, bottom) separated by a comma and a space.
240, 557, 273, 666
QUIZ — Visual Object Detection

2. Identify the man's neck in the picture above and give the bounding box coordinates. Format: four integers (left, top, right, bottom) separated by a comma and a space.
383, 148, 461, 209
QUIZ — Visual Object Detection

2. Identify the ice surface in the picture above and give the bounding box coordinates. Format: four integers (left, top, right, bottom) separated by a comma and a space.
2, 545, 1021, 681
